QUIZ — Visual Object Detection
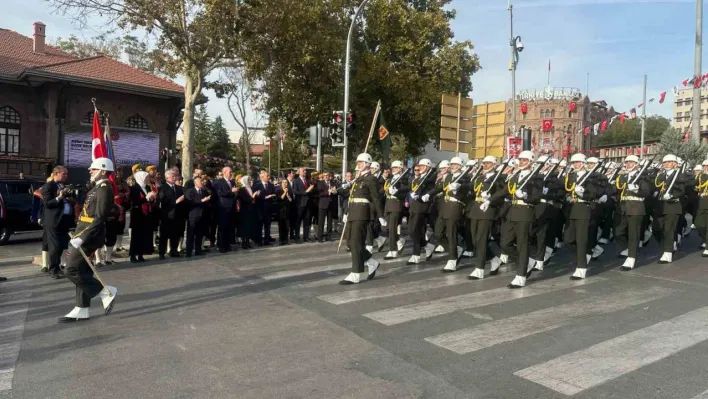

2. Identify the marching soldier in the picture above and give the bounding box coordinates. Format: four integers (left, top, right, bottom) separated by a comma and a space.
407, 159, 436, 264
340, 153, 386, 285
695, 159, 708, 256
424, 157, 469, 272
461, 160, 478, 259
467, 156, 504, 280
431, 160, 450, 252
652, 154, 686, 264
614, 155, 652, 270
489, 151, 542, 288
368, 162, 386, 252
60, 158, 117, 323
383, 160, 410, 259
564, 153, 603, 280
586, 157, 609, 261
531, 156, 562, 271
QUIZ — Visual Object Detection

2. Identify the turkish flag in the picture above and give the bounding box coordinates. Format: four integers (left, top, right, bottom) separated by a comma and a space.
91, 110, 108, 161
620, 113, 626, 124
600, 120, 608, 132
683, 79, 689, 87
584, 127, 590, 136
659, 91, 667, 104
542, 119, 553, 132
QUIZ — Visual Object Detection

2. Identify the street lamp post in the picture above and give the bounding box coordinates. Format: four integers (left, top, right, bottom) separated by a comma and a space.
342, 0, 372, 177
509, 1, 523, 142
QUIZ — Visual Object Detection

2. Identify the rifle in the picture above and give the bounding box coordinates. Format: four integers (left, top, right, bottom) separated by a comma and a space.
544, 162, 562, 182
518, 159, 550, 190
388, 167, 411, 188
576, 160, 604, 187
664, 161, 687, 195
411, 166, 437, 195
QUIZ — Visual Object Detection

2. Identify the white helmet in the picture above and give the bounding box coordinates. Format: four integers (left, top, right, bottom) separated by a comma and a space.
508, 159, 518, 167
450, 157, 463, 166
391, 160, 403, 169
370, 161, 380, 170
703, 159, 708, 166
550, 158, 560, 165
518, 151, 535, 161
570, 153, 586, 163
662, 154, 678, 163
537, 155, 549, 163
482, 155, 498, 164
624, 155, 639, 163
694, 165, 703, 172
559, 159, 568, 167
438, 160, 450, 168
356, 153, 373, 164
587, 157, 599, 164
90, 157, 114, 172
418, 158, 432, 167
466, 159, 477, 167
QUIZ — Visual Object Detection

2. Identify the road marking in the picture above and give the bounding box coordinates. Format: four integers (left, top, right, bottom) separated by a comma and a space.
237, 253, 347, 271
318, 273, 474, 305
0, 296, 29, 393
260, 258, 405, 280
514, 305, 708, 396
426, 286, 677, 354
363, 277, 605, 326
692, 389, 708, 399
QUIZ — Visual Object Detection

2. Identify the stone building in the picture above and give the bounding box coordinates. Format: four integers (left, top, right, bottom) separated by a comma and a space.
0, 22, 184, 180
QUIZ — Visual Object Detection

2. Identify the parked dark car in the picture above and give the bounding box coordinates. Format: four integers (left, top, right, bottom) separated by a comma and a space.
0, 179, 44, 244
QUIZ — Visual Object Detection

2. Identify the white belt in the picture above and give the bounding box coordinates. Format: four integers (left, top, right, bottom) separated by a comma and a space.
445, 197, 461, 203
540, 199, 553, 205
576, 199, 589, 203
512, 199, 530, 206
386, 195, 399, 200
350, 198, 370, 204
622, 196, 643, 201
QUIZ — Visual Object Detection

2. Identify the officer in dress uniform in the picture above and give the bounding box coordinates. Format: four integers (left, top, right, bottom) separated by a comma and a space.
368, 162, 387, 252
382, 160, 410, 259
467, 155, 504, 280
564, 153, 603, 280
695, 159, 708, 256
490, 151, 542, 288
585, 157, 609, 261
406, 159, 437, 264
615, 155, 652, 270
340, 153, 386, 285
653, 154, 687, 264
59, 158, 117, 323
530, 156, 562, 272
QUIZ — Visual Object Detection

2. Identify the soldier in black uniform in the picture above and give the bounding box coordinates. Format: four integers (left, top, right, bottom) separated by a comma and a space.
340, 153, 386, 285
490, 151, 542, 288
406, 159, 436, 264
367, 162, 386, 252
585, 157, 609, 261
467, 156, 504, 280
653, 154, 687, 264
431, 160, 450, 253
530, 156, 563, 272
383, 160, 410, 259
615, 155, 652, 270
695, 159, 708, 256
59, 158, 117, 323
564, 153, 603, 280
424, 157, 469, 272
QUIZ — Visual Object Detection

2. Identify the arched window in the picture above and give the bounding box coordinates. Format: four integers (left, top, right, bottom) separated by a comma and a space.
125, 114, 149, 130
82, 110, 107, 125
0, 106, 21, 155
551, 109, 556, 118
540, 109, 546, 118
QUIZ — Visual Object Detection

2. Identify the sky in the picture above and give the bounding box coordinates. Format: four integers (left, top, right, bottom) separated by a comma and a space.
4, 0, 704, 134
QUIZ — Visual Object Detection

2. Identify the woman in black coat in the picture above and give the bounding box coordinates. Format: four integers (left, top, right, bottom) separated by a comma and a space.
129, 171, 157, 262
275, 179, 292, 245
237, 175, 258, 249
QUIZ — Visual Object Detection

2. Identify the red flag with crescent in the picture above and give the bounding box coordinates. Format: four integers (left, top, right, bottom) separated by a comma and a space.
542, 119, 553, 132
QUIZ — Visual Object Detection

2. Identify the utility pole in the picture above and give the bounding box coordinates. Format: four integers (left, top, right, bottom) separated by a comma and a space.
316, 122, 322, 172
277, 123, 282, 177
641, 74, 647, 158
693, 0, 703, 143
509, 1, 516, 138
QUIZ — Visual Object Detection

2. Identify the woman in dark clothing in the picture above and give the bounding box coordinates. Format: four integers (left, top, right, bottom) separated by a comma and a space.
129, 171, 156, 262
237, 175, 258, 249
276, 179, 292, 245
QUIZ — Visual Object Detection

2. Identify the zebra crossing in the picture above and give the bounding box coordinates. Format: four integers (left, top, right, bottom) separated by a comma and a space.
221, 233, 708, 398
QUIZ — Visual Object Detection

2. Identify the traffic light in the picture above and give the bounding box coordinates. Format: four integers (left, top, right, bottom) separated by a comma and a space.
346, 112, 356, 136
331, 111, 345, 147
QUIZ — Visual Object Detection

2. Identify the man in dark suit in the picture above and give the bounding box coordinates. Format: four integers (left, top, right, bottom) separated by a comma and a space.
215, 166, 237, 252
39, 165, 73, 279
316, 171, 337, 241
184, 175, 211, 257
292, 167, 314, 243
286, 171, 297, 240
252, 170, 277, 245
158, 169, 186, 259
183, 167, 203, 191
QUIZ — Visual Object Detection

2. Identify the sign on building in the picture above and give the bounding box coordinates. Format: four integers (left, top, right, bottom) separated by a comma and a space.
506, 137, 523, 158
63, 131, 159, 167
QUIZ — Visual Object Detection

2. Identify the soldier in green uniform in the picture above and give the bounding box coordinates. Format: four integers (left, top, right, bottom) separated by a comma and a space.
467, 155, 504, 280
615, 155, 652, 270
383, 160, 410, 259
653, 154, 687, 264
564, 153, 603, 280
340, 153, 386, 285
490, 151, 542, 288
695, 159, 708, 256
529, 156, 563, 272
431, 160, 450, 253
406, 159, 436, 264
585, 156, 609, 261
60, 157, 118, 323
423, 157, 469, 272
368, 162, 387, 252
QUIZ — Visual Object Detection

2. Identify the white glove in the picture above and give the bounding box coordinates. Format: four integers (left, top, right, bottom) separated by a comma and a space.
342, 214, 348, 223
662, 193, 671, 200
341, 182, 350, 189
514, 190, 527, 199
449, 183, 460, 191
481, 191, 490, 200
379, 217, 387, 227
410, 192, 419, 200
479, 200, 490, 212
388, 186, 398, 195
599, 194, 608, 204
628, 184, 639, 192
421, 194, 431, 203
653, 191, 659, 198
574, 186, 585, 196
70, 237, 83, 249
542, 187, 549, 195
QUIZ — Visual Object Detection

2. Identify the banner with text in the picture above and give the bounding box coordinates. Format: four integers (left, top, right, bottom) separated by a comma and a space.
63, 130, 159, 168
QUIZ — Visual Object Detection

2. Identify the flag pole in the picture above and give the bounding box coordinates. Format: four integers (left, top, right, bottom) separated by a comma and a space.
364, 100, 382, 153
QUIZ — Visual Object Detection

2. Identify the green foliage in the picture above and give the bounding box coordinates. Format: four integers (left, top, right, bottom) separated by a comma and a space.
193, 105, 212, 156
207, 116, 233, 160
657, 128, 708, 166
53, 34, 162, 75
597, 116, 670, 145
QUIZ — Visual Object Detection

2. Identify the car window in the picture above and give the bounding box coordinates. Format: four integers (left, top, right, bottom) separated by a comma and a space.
7, 183, 32, 195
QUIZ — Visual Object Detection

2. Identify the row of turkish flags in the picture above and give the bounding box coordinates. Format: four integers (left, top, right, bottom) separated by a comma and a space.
520, 101, 577, 115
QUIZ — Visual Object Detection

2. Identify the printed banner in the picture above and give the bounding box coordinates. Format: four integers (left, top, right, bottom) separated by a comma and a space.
64, 130, 159, 167
506, 137, 523, 158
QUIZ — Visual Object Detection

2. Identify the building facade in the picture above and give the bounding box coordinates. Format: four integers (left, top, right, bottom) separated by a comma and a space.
672, 88, 708, 143
0, 22, 184, 180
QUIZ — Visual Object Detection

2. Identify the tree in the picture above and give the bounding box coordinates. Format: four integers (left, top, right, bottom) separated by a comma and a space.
50, 0, 244, 177
207, 116, 234, 160
54, 34, 123, 58
193, 104, 211, 156
597, 116, 670, 145
239, 0, 480, 165
657, 127, 708, 166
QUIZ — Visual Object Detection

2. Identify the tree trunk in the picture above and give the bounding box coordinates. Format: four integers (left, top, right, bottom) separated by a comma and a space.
181, 71, 201, 176
244, 127, 251, 174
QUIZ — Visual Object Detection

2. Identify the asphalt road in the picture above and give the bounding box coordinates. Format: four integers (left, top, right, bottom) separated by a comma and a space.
2, 227, 708, 399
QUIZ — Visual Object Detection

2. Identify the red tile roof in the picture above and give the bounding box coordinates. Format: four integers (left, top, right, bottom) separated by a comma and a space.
0, 27, 183, 95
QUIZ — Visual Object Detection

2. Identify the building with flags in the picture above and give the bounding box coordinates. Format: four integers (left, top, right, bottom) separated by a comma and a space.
672, 87, 708, 143
0, 22, 184, 181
